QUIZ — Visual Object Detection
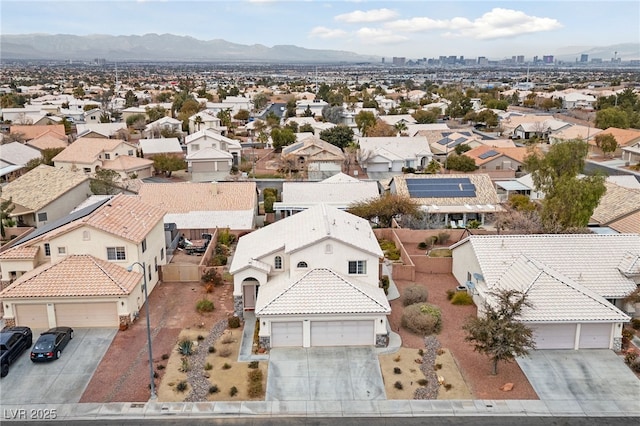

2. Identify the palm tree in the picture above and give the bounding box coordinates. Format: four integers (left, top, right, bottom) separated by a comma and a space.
395, 121, 408, 136
1, 197, 16, 238
194, 115, 203, 132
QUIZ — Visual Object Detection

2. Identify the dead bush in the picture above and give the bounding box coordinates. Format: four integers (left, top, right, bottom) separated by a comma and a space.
402, 285, 428, 307
218, 347, 232, 358
221, 334, 235, 344
401, 303, 442, 335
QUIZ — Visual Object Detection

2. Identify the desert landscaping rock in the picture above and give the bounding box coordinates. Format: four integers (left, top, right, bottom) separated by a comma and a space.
185, 319, 229, 402
415, 335, 441, 399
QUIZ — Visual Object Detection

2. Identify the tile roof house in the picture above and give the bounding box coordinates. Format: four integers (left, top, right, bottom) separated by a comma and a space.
390, 173, 503, 228
188, 111, 227, 135
590, 181, 640, 234
26, 133, 69, 151
358, 136, 433, 179
450, 234, 639, 350
0, 164, 90, 228
185, 129, 241, 182
138, 137, 184, 159
463, 145, 529, 177
137, 181, 258, 231
281, 135, 346, 180
9, 124, 67, 142
0, 194, 166, 329
53, 137, 153, 179
587, 127, 640, 158
274, 173, 380, 217
75, 122, 128, 139
230, 204, 390, 349
0, 142, 41, 168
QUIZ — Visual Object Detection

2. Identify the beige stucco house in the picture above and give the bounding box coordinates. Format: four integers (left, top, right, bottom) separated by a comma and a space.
0, 194, 167, 329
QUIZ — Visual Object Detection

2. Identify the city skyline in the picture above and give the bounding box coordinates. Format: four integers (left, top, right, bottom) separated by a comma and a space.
1, 0, 639, 60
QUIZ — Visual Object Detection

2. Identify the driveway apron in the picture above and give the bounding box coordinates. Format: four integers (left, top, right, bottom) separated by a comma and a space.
266, 347, 386, 401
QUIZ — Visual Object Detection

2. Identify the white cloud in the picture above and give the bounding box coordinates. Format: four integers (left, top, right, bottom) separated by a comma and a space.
335, 8, 398, 23
309, 26, 347, 39
355, 27, 408, 44
384, 8, 562, 40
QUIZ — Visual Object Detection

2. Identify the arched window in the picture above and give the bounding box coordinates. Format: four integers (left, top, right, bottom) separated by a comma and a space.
274, 256, 283, 270
297, 261, 308, 268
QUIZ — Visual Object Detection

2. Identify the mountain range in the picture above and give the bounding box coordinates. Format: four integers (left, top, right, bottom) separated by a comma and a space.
0, 33, 379, 63
1, 33, 638, 63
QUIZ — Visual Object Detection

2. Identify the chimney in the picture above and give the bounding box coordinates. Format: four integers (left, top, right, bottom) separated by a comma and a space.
211, 181, 218, 195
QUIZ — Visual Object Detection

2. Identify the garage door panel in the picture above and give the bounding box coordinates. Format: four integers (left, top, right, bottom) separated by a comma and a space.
55, 303, 118, 328
533, 324, 576, 349
311, 320, 374, 347
579, 323, 611, 349
271, 322, 303, 347
15, 304, 49, 328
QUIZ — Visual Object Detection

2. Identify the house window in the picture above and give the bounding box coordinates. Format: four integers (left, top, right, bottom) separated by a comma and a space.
82, 230, 90, 241
83, 168, 91, 173
348, 260, 367, 274
160, 248, 164, 261
274, 256, 283, 270
142, 238, 147, 253
104, 153, 111, 160
154, 256, 158, 272
191, 144, 200, 151
148, 264, 152, 282
128, 150, 134, 156
325, 244, 332, 254
57, 247, 67, 255
44, 243, 51, 256
107, 246, 126, 261
297, 261, 308, 268
37, 212, 48, 222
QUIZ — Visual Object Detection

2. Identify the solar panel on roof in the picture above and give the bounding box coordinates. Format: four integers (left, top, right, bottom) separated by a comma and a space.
437, 138, 450, 145
454, 137, 466, 144
405, 178, 476, 198
450, 139, 465, 147
478, 149, 500, 159
460, 132, 471, 136
442, 132, 451, 137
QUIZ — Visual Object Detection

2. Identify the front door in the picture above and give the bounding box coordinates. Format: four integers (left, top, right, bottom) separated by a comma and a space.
243, 284, 258, 310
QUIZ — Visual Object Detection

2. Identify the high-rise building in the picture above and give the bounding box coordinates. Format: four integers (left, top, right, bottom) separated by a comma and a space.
381, 57, 385, 64
477, 56, 489, 66
543, 55, 554, 64
516, 55, 525, 64
392, 57, 406, 66
580, 54, 589, 62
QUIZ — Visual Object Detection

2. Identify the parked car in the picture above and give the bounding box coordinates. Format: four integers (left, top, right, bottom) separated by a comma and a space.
0, 326, 33, 377
30, 327, 74, 362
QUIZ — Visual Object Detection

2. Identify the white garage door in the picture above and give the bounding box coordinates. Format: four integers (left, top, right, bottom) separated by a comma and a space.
55, 303, 118, 328
311, 320, 374, 347
579, 323, 611, 349
533, 324, 576, 349
271, 322, 303, 347
15, 304, 49, 328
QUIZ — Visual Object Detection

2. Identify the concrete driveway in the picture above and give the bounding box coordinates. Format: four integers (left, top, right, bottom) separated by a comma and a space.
517, 350, 640, 413
1, 328, 116, 404
266, 347, 386, 401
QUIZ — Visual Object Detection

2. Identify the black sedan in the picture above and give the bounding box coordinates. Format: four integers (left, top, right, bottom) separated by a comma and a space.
30, 327, 74, 362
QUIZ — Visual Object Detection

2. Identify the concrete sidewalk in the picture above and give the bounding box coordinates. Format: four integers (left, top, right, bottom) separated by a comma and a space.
3, 398, 638, 420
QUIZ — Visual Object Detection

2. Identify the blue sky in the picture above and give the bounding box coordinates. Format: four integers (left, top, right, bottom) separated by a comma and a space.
2, 1, 638, 59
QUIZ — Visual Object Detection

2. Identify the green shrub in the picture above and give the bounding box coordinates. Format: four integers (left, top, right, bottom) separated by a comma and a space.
222, 362, 231, 370
402, 285, 428, 307
625, 351, 638, 364
467, 220, 481, 229
217, 228, 236, 246
248, 361, 259, 369
209, 385, 219, 394
179, 357, 190, 372
622, 328, 634, 341
211, 253, 228, 266
196, 298, 215, 313
378, 238, 396, 251
157, 364, 165, 370
401, 303, 442, 335
393, 367, 402, 374
446, 289, 456, 300
451, 291, 474, 305
228, 316, 241, 329
394, 381, 403, 390
418, 349, 424, 356
417, 379, 428, 386
379, 275, 390, 295
434, 363, 442, 370
204, 362, 213, 371
201, 269, 223, 286
631, 318, 640, 330
178, 340, 194, 355
229, 386, 238, 397
197, 335, 205, 341
264, 195, 276, 213
444, 383, 453, 391
417, 241, 428, 250
208, 346, 216, 354
428, 248, 452, 257
176, 380, 188, 392
161, 353, 170, 360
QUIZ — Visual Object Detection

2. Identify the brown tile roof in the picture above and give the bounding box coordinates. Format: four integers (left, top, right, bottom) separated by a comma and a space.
591, 181, 640, 225
102, 156, 153, 172
608, 211, 640, 234
52, 137, 134, 163
10, 125, 66, 141
392, 173, 501, 207
589, 128, 640, 147
0, 254, 141, 298
138, 182, 257, 213
0, 164, 89, 211
465, 145, 529, 165
83, 194, 166, 243
0, 245, 39, 260
26, 134, 69, 151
